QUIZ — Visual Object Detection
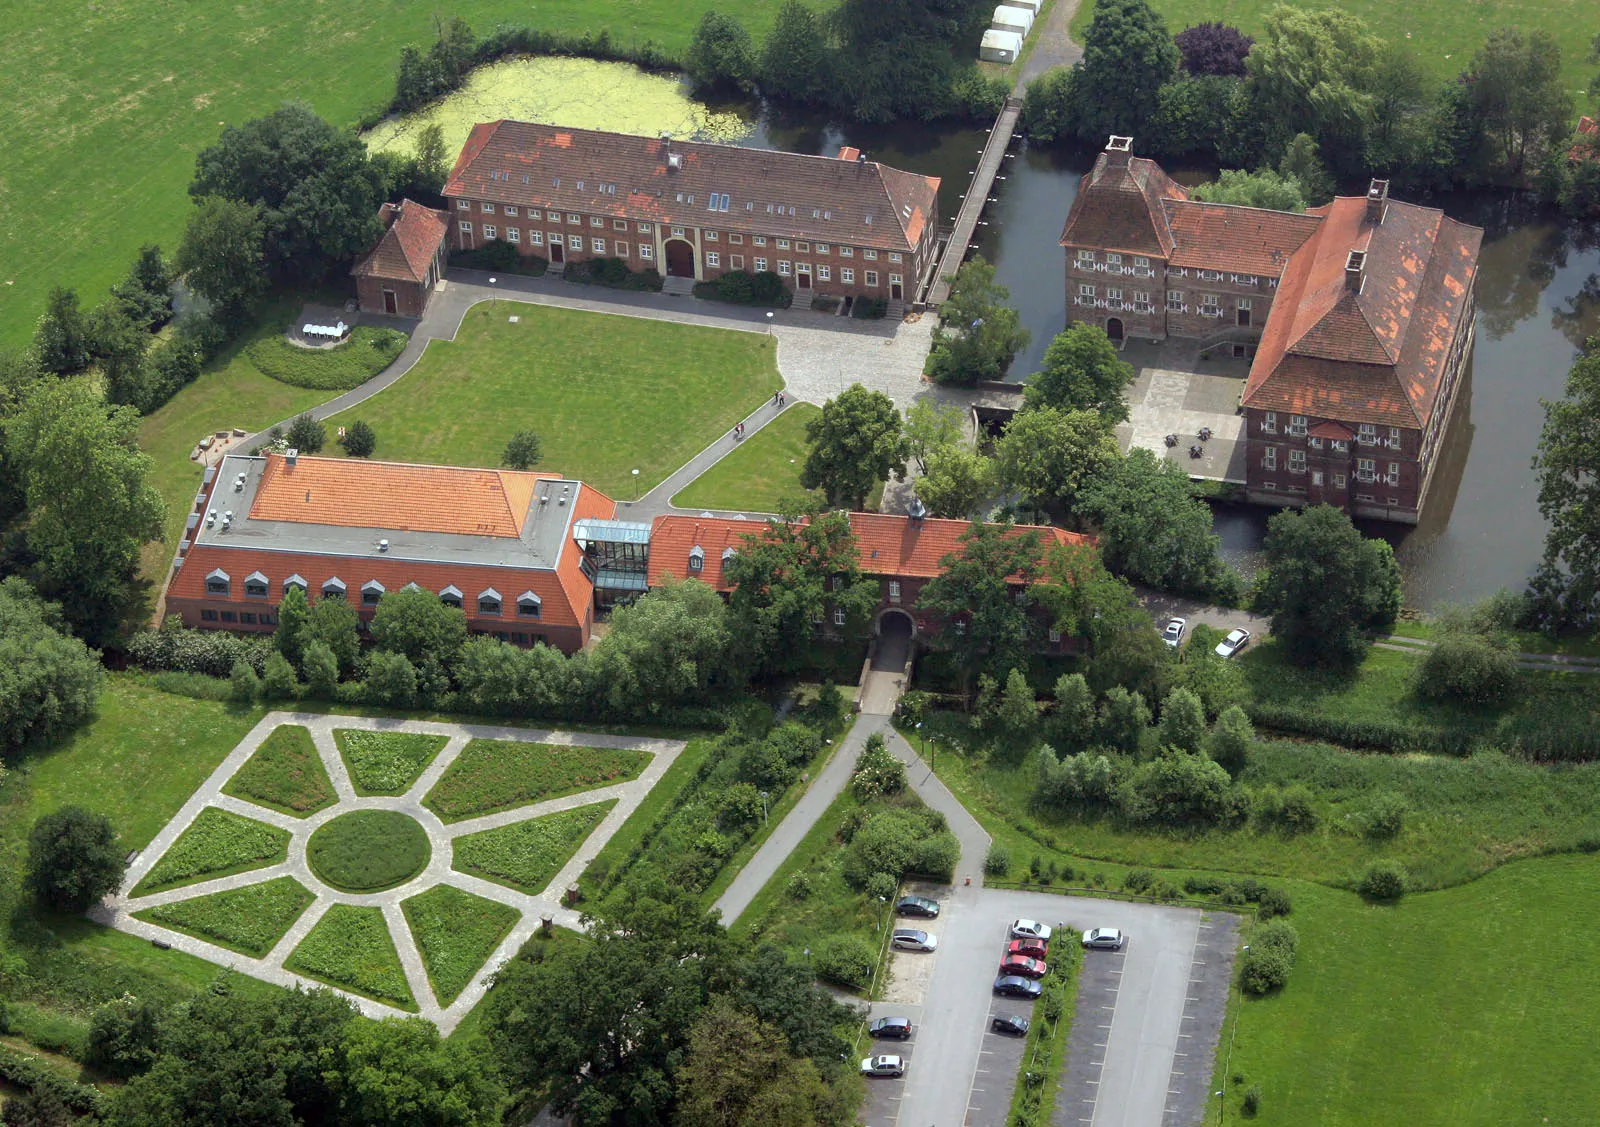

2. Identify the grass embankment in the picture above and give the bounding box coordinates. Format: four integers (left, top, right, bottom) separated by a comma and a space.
401, 885, 520, 1006
1068, 0, 1591, 99
132, 806, 290, 895
0, 0, 815, 351
285, 904, 417, 1011
134, 877, 316, 958
331, 303, 781, 496
423, 738, 651, 822
224, 723, 337, 816
452, 801, 616, 895
333, 729, 449, 795
245, 326, 406, 390
671, 403, 821, 513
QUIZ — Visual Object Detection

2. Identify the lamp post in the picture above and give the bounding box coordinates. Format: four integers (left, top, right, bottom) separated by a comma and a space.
632, 468, 640, 502
765, 310, 774, 337
760, 790, 769, 825
489, 276, 497, 306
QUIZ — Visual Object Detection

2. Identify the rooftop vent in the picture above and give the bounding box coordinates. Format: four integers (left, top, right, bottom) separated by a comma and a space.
205, 509, 217, 528
857, 152, 867, 164
1345, 250, 1367, 294
286, 447, 299, 465
1105, 135, 1133, 168
378, 539, 390, 553
667, 153, 683, 170
1366, 178, 1390, 225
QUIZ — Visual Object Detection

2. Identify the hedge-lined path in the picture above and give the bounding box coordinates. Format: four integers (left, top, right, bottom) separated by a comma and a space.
93, 712, 684, 1033
1378, 633, 1600, 673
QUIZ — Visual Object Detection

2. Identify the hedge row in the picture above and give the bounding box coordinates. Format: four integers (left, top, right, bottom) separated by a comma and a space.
1247, 701, 1600, 763
0, 1042, 103, 1117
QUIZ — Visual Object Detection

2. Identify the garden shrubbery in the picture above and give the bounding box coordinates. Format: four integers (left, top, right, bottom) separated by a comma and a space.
448, 238, 548, 276
563, 257, 664, 291
851, 295, 888, 319
126, 623, 275, 679
1359, 859, 1409, 901
812, 933, 877, 990
693, 270, 792, 308
1238, 919, 1298, 995
245, 326, 407, 391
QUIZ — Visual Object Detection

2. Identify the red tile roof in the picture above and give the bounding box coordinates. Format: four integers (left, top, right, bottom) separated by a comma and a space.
1308, 420, 1354, 440
1163, 200, 1321, 276
445, 122, 939, 253
1243, 195, 1481, 429
249, 453, 559, 538
647, 513, 1090, 590
351, 199, 448, 284
1059, 152, 1188, 257
1570, 116, 1599, 162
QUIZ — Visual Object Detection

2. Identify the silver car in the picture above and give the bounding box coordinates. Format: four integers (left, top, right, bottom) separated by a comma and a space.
860, 1054, 906, 1078
1214, 628, 1251, 659
1162, 618, 1187, 647
1082, 927, 1127, 951
891, 928, 937, 952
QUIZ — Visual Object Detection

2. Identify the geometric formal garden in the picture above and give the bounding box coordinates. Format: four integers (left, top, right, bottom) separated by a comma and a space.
98, 712, 683, 1032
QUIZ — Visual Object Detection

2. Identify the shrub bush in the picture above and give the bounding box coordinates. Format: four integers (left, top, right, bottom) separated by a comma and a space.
229, 659, 259, 702
852, 295, 888, 319
245, 326, 407, 391
1359, 859, 1408, 900
0, 1043, 103, 1116
86, 995, 163, 1079
1273, 784, 1319, 834
126, 624, 275, 678
449, 239, 547, 275
1124, 867, 1155, 892
693, 269, 792, 307
563, 257, 663, 291
1365, 791, 1409, 839
1242, 1085, 1262, 1116
984, 843, 1011, 877
1256, 886, 1292, 919
260, 652, 299, 700
786, 871, 814, 900
1415, 632, 1518, 706
813, 933, 876, 990
26, 807, 124, 912
1239, 942, 1292, 994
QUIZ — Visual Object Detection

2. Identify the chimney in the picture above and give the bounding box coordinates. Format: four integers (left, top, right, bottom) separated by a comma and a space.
286, 447, 299, 466
1366, 179, 1389, 225
1105, 136, 1133, 168
1344, 250, 1366, 294
838, 146, 861, 163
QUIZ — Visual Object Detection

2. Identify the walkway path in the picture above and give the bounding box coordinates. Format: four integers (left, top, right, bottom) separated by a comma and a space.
1378, 632, 1600, 673
95, 712, 684, 1034
1017, 0, 1086, 86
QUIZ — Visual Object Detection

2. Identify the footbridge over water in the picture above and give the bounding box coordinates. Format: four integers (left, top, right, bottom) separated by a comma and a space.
919, 95, 1023, 308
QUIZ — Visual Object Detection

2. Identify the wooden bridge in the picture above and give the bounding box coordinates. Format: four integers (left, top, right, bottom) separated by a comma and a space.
920, 95, 1023, 308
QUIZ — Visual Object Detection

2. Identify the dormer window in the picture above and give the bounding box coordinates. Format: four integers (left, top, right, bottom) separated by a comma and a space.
688, 545, 705, 572
321, 577, 347, 600
283, 574, 308, 594
205, 568, 230, 595
361, 580, 385, 606
244, 571, 269, 598
478, 588, 502, 616
721, 547, 737, 562
517, 591, 542, 618
439, 585, 463, 609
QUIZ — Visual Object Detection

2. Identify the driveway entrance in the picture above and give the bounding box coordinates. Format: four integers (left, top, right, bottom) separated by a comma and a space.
665, 239, 695, 278
872, 609, 913, 672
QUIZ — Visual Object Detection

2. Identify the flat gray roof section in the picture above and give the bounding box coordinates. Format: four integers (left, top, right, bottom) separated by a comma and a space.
192, 454, 583, 572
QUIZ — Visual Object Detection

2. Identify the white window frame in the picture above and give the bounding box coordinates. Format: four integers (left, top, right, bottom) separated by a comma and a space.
592, 237, 606, 253
456, 200, 470, 210
1289, 415, 1308, 437
616, 241, 629, 257
483, 225, 497, 239
841, 267, 855, 284
459, 220, 473, 234
1262, 447, 1277, 470
1262, 411, 1277, 434
753, 236, 768, 247
818, 264, 831, 281
568, 235, 582, 250
1079, 283, 1095, 297
529, 209, 542, 220
889, 252, 902, 263
706, 251, 720, 267
566, 213, 581, 225
504, 206, 518, 217
1077, 249, 1094, 261
754, 257, 767, 272
890, 273, 903, 285
481, 202, 495, 213
840, 246, 854, 257
613, 219, 628, 231
731, 255, 744, 270
590, 216, 604, 228
865, 271, 878, 287
506, 227, 520, 243
777, 260, 792, 276
864, 249, 878, 260
1106, 253, 1122, 265
639, 244, 653, 260
529, 230, 544, 246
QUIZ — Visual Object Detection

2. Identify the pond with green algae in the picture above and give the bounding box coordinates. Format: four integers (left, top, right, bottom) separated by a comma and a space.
361, 57, 752, 158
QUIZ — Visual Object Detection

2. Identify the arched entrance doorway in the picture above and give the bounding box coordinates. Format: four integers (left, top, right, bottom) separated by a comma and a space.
664, 239, 695, 278
1106, 317, 1124, 343
871, 608, 915, 673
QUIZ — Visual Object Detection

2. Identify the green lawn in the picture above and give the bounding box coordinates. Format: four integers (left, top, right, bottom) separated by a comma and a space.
244, 325, 407, 391
1208, 855, 1600, 1125
224, 724, 337, 816
306, 811, 432, 892
285, 904, 417, 1011
0, 0, 818, 351
330, 303, 780, 496
1069, 0, 1594, 102
452, 801, 616, 895
333, 729, 449, 795
423, 737, 652, 823
133, 807, 290, 895
401, 885, 520, 1006
672, 403, 821, 512
134, 876, 316, 958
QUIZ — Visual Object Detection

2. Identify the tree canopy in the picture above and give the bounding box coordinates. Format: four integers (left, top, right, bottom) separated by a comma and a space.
925, 257, 1029, 385
0, 577, 104, 756
369, 585, 469, 671
917, 445, 996, 520
175, 196, 268, 322
1073, 0, 1179, 140
917, 521, 1044, 685
1531, 337, 1600, 628
686, 10, 757, 94
1175, 22, 1254, 77
26, 806, 124, 912
1024, 323, 1137, 422
1188, 168, 1307, 211
799, 384, 908, 508
1462, 28, 1573, 176
993, 406, 1120, 514
589, 579, 735, 716
759, 1, 832, 105
1245, 6, 1381, 171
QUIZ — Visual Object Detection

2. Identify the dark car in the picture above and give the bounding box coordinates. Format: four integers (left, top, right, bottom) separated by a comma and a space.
999, 955, 1047, 979
991, 1013, 1031, 1037
869, 1017, 914, 1040
1007, 937, 1048, 961
896, 895, 940, 919
993, 975, 1043, 999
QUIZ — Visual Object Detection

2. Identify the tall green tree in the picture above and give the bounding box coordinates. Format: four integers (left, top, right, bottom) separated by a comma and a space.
26, 807, 124, 912
672, 998, 848, 1127
686, 11, 757, 94
1253, 504, 1403, 667
305, 596, 361, 675
1245, 6, 1381, 171
4, 380, 165, 642
1073, 0, 1179, 141
925, 257, 1029, 385
274, 583, 310, 667
0, 577, 104, 755
917, 445, 995, 519
1188, 168, 1306, 211
588, 579, 734, 716
917, 521, 1043, 688
1024, 323, 1137, 422
502, 430, 542, 470
175, 195, 268, 322
339, 420, 377, 458
903, 399, 966, 474
286, 413, 326, 454
89, 298, 155, 411
1531, 337, 1600, 628
412, 123, 450, 195
725, 508, 878, 675
1041, 543, 1171, 702
760, 1, 833, 105
1276, 133, 1335, 205
369, 585, 468, 671
1364, 44, 1434, 174
33, 286, 92, 375
993, 406, 1120, 514
1463, 28, 1573, 177
800, 384, 908, 508
341, 1018, 502, 1127
110, 244, 177, 329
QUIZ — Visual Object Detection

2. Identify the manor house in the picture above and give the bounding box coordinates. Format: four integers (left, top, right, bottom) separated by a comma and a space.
1060, 136, 1482, 524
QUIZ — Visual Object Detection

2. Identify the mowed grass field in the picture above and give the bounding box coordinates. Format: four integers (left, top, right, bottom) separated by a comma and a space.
1070, 0, 1594, 97
672, 402, 821, 512
0, 0, 815, 349
332, 303, 780, 496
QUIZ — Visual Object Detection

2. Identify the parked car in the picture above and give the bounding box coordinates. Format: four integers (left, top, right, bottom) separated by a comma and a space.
896, 895, 941, 918
1010, 919, 1053, 942
860, 1055, 906, 1078
1214, 628, 1251, 659
891, 928, 937, 952
1162, 618, 1187, 647
993, 975, 1044, 999
869, 1017, 914, 1040
991, 1013, 1031, 1037
999, 955, 1047, 979
1082, 927, 1127, 951
1007, 937, 1048, 960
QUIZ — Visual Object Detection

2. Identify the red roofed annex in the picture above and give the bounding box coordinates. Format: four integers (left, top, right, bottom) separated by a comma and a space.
351, 199, 449, 317
443, 122, 940, 306
1061, 136, 1481, 524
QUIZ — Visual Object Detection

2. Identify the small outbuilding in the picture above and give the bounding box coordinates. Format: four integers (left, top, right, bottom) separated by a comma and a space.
991, 5, 1034, 35
979, 28, 1024, 63
352, 199, 449, 319
1002, 0, 1041, 11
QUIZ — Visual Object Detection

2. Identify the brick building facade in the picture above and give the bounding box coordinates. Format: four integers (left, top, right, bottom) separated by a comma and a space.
351, 200, 449, 318
1061, 137, 1481, 523
444, 123, 940, 305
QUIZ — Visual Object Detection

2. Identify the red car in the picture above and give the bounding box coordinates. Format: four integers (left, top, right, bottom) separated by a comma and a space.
999, 955, 1047, 979
1007, 938, 1048, 961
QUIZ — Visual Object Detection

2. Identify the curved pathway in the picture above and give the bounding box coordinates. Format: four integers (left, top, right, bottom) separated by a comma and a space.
94, 712, 684, 1034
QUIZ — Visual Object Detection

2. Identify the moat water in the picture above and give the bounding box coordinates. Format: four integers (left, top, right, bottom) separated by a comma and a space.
372, 62, 1600, 609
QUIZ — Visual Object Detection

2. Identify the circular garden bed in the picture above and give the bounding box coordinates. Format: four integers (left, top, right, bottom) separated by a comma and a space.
307, 811, 431, 892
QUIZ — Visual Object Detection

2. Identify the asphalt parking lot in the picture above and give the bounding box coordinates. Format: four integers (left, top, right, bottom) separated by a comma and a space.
859, 1001, 921, 1127
965, 996, 1035, 1127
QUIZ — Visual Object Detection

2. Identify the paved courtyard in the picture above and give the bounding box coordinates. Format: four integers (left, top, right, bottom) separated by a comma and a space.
96, 712, 683, 1033
1115, 342, 1253, 485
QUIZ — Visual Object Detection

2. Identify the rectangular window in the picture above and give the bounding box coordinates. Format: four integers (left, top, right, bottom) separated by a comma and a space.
530, 230, 543, 245
460, 220, 473, 234
639, 244, 653, 260
616, 241, 629, 257
505, 206, 518, 217
840, 246, 854, 257
613, 219, 628, 231
1332, 439, 1348, 453
888, 580, 901, 602
1133, 290, 1150, 304
1262, 481, 1278, 491
200, 609, 218, 622
754, 257, 767, 272
483, 225, 497, 239
1358, 457, 1376, 472
567, 213, 581, 224
1077, 249, 1094, 261
590, 216, 603, 227
1079, 283, 1095, 297
672, 226, 685, 238
865, 271, 879, 286
1237, 298, 1252, 310
818, 264, 831, 281
1359, 423, 1378, 444
568, 235, 583, 250
592, 237, 606, 253
816, 243, 829, 254
1107, 287, 1123, 301
706, 230, 719, 241
1048, 627, 1061, 643
864, 249, 878, 260
1334, 474, 1346, 487
638, 222, 652, 233
220, 611, 238, 623
1289, 415, 1307, 437
890, 273, 903, 285
833, 607, 846, 626
1312, 471, 1324, 486
481, 202, 494, 213
732, 255, 744, 269
457, 200, 470, 210
730, 234, 744, 245
1134, 255, 1149, 267
506, 227, 520, 243
1309, 436, 1322, 449
1289, 449, 1306, 473
707, 251, 720, 267
1167, 289, 1183, 303
777, 239, 790, 250
240, 612, 257, 625
753, 236, 767, 247
889, 252, 903, 263
1263, 447, 1277, 470
1106, 253, 1122, 265
1201, 293, 1219, 307
797, 241, 810, 252
1390, 427, 1402, 444
550, 213, 562, 223
529, 209, 542, 220
841, 268, 855, 284
1262, 411, 1277, 434
777, 260, 791, 276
